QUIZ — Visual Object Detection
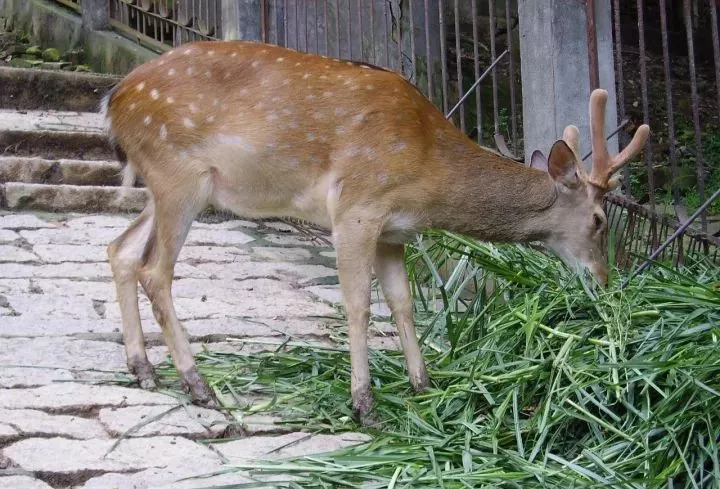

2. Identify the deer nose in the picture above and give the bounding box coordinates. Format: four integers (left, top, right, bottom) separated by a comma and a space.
593, 266, 608, 287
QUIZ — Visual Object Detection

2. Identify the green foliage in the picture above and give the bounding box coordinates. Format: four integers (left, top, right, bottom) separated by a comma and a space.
155, 234, 719, 488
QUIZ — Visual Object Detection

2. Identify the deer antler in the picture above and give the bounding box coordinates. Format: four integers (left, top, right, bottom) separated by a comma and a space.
588, 89, 650, 191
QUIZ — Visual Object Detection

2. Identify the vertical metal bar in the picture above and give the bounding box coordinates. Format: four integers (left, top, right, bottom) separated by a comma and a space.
637, 0, 656, 250
659, 0, 680, 206
359, 0, 364, 60
439, 0, 448, 114
305, 1, 310, 52
284, 0, 288, 47
586, 0, 600, 90
453, 0, 465, 132
613, 0, 630, 196
314, 0, 320, 54
294, 1, 299, 49
347, 0, 352, 59
489, 0, 499, 134
683, 0, 707, 234
369, 0, 375, 64
424, 0, 433, 101
324, 0, 329, 55
397, 0, 404, 73
472, 0, 482, 144
383, 0, 390, 67
505, 0, 517, 151
410, 0, 417, 81
335, 0, 340, 58
709, 0, 720, 124
261, 0, 268, 43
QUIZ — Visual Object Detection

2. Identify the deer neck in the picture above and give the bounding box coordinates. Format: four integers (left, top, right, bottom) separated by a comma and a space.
427, 142, 559, 244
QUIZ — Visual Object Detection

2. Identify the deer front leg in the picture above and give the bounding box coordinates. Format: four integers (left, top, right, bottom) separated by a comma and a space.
333, 217, 381, 425
374, 242, 429, 392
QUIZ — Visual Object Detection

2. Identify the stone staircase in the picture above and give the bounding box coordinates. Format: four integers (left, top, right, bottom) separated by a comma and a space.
0, 66, 149, 215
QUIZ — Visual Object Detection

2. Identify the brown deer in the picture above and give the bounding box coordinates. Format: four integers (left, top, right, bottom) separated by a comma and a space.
102, 41, 649, 423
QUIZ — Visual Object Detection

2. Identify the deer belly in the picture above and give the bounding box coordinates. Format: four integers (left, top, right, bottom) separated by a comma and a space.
208, 158, 332, 227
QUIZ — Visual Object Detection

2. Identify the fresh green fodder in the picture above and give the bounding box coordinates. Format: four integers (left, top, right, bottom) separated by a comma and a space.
157, 233, 720, 488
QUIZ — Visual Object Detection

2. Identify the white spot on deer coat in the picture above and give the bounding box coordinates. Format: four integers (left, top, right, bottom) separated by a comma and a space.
150, 89, 159, 100
216, 134, 256, 153
160, 124, 168, 140
168, 68, 176, 76
143, 115, 152, 126
136, 82, 145, 91
183, 118, 195, 128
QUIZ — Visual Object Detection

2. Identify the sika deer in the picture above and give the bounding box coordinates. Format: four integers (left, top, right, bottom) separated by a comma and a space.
102, 41, 649, 423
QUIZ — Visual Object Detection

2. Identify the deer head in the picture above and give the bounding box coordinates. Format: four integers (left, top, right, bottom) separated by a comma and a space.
530, 89, 650, 285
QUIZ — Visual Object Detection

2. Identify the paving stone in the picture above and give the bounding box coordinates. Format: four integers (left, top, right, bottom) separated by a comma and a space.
0, 422, 18, 440
4, 436, 220, 474
177, 245, 251, 263
99, 405, 227, 438
252, 246, 312, 262
0, 316, 121, 337
0, 408, 107, 439
0, 214, 54, 229
306, 285, 343, 305
319, 251, 337, 258
3, 294, 99, 319
263, 221, 297, 232
63, 214, 132, 228
185, 228, 255, 246
19, 227, 123, 246
0, 383, 177, 410
196, 261, 336, 283
32, 244, 108, 263
0, 229, 20, 243
6, 278, 115, 299
262, 233, 317, 247
194, 218, 258, 229
0, 367, 74, 388
0, 279, 30, 294
0, 262, 206, 280
79, 464, 255, 489
213, 431, 371, 462
0, 262, 112, 279
0, 337, 171, 372
0, 245, 39, 262
0, 476, 53, 489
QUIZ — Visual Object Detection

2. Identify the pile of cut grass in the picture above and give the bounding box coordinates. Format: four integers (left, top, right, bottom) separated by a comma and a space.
158, 232, 720, 488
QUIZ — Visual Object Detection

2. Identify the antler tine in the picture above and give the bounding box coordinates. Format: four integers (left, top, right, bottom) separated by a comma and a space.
562, 125, 580, 154
588, 89, 611, 186
610, 123, 650, 174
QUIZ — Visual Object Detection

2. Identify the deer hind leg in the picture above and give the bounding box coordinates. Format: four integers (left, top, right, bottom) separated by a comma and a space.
108, 203, 157, 389
138, 183, 217, 407
374, 242, 429, 392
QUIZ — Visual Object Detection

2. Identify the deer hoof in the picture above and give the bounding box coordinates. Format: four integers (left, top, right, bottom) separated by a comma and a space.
182, 368, 218, 409
128, 358, 157, 390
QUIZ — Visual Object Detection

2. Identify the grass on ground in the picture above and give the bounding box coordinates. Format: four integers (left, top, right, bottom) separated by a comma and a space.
155, 231, 720, 488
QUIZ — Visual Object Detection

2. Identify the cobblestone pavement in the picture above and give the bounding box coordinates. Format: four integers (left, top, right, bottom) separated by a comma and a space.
0, 211, 398, 489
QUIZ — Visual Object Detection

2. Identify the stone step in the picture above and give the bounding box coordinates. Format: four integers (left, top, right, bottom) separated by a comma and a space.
0, 66, 120, 112
0, 109, 113, 160
0, 156, 122, 186
1, 182, 147, 213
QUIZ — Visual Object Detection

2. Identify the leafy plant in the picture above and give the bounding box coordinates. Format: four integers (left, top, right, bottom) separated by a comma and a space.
154, 234, 720, 488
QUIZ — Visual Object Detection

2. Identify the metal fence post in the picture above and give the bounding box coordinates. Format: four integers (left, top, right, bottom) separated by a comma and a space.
221, 0, 262, 41
82, 0, 110, 31
517, 0, 617, 168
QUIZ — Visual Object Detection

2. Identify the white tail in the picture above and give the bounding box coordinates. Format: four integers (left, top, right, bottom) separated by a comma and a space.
104, 41, 649, 422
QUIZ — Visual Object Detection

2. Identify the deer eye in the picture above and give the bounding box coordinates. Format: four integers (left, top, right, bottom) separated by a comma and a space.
593, 213, 604, 231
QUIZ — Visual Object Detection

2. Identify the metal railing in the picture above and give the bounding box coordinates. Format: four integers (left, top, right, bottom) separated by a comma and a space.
108, 0, 221, 51
599, 0, 719, 265
261, 1, 521, 153
54, 0, 81, 12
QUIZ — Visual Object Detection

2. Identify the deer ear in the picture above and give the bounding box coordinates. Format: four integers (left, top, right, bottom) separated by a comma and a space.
529, 150, 548, 172
547, 140, 580, 188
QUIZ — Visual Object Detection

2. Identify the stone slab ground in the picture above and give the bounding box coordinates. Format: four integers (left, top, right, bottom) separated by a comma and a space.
0, 210, 397, 489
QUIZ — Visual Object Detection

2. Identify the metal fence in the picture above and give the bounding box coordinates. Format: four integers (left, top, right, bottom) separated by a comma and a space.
55, 0, 81, 12
604, 0, 720, 265
47, 0, 720, 265
108, 0, 222, 51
